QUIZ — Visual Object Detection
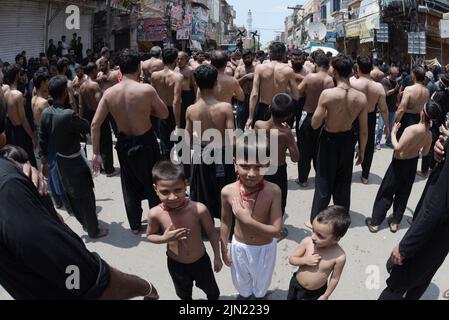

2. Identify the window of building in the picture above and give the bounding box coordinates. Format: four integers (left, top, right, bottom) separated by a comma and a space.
332, 0, 341, 12
321, 5, 327, 19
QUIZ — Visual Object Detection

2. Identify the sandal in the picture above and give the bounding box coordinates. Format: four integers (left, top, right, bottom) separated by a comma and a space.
365, 218, 379, 233
360, 176, 369, 185
388, 218, 399, 233
295, 178, 308, 188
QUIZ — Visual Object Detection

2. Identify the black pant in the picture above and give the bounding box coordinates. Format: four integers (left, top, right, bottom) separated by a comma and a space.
379, 220, 449, 300
371, 157, 418, 225
159, 106, 176, 159
251, 102, 271, 128
181, 90, 195, 130
287, 273, 327, 300
115, 130, 161, 231
311, 130, 354, 222
397, 112, 420, 140
84, 111, 114, 173
265, 164, 287, 215
361, 111, 376, 180
56, 154, 99, 237
236, 94, 250, 131
167, 252, 220, 300
296, 113, 320, 184
421, 129, 438, 173
413, 165, 441, 221
5, 119, 37, 168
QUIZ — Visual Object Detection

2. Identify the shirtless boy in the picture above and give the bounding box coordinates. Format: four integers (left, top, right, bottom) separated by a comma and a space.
147, 161, 222, 300
288, 205, 350, 300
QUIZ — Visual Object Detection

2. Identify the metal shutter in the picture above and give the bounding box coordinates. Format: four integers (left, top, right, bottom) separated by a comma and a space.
0, 0, 46, 64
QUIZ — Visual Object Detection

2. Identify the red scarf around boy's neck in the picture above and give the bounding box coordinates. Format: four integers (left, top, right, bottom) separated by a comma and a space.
238, 177, 265, 201
160, 198, 190, 212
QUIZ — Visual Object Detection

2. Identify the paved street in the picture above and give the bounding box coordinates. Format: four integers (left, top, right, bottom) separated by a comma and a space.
2, 141, 447, 301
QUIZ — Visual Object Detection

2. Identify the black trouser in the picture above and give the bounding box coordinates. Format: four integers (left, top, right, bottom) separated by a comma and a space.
115, 130, 161, 231
421, 129, 438, 173
236, 94, 250, 131
379, 220, 449, 300
296, 113, 320, 184
56, 154, 99, 237
84, 111, 114, 173
265, 164, 287, 215
361, 111, 377, 180
397, 112, 420, 140
413, 165, 442, 221
371, 157, 418, 226
167, 252, 220, 300
159, 106, 176, 160
251, 102, 271, 128
310, 130, 354, 222
181, 90, 195, 130
5, 119, 37, 168
287, 273, 327, 300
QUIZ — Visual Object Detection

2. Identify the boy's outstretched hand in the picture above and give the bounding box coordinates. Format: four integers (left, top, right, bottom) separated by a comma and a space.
303, 254, 322, 267
163, 224, 190, 242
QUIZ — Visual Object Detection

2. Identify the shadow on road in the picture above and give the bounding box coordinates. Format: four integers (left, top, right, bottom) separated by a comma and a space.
287, 178, 315, 191
421, 282, 440, 300
82, 220, 144, 248
352, 170, 383, 185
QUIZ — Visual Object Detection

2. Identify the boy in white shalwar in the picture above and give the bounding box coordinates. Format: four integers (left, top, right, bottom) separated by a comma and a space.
220, 133, 283, 299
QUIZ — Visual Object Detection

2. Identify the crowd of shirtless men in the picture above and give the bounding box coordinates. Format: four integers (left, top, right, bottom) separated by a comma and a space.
0, 40, 448, 300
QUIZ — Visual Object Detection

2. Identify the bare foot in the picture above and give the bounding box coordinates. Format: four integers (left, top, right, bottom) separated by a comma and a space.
304, 220, 312, 229
365, 218, 379, 233
416, 171, 428, 178
295, 178, 308, 188
360, 176, 368, 185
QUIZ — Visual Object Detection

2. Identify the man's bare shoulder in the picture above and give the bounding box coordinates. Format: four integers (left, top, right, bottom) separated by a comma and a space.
352, 89, 368, 104
191, 201, 208, 216
148, 205, 164, 220
331, 244, 346, 260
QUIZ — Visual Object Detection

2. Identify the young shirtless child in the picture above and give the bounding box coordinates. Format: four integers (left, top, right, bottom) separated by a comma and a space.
146, 161, 222, 300
221, 134, 283, 299
287, 205, 350, 300
255, 93, 299, 238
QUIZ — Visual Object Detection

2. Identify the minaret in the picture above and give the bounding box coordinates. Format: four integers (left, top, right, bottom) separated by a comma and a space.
247, 10, 253, 35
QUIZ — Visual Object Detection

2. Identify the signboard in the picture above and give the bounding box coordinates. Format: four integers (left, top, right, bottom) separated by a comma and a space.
177, 27, 190, 40
142, 18, 167, 42
376, 23, 389, 43
325, 32, 337, 42
441, 20, 449, 39
408, 32, 426, 55
191, 6, 208, 43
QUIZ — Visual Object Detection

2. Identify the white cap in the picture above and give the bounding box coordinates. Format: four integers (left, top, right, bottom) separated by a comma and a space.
425, 71, 434, 81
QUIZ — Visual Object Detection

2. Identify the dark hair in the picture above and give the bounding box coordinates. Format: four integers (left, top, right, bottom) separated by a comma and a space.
242, 49, 253, 57
194, 64, 218, 90
315, 54, 330, 69
33, 67, 50, 90
101, 47, 109, 55
152, 160, 185, 184
118, 49, 141, 74
162, 48, 179, 65
56, 57, 70, 74
291, 49, 302, 57
315, 205, 351, 238
271, 93, 293, 119
424, 100, 442, 121
235, 131, 271, 163
211, 50, 228, 69
0, 145, 28, 163
332, 54, 353, 78
269, 42, 286, 61
83, 62, 97, 75
413, 66, 426, 82
373, 58, 383, 67
356, 54, 373, 74
3, 65, 20, 85
48, 75, 68, 99
15, 54, 23, 63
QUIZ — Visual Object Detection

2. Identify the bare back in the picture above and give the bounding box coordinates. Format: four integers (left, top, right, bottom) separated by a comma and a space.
31, 95, 49, 127
176, 65, 195, 91
370, 68, 385, 83
235, 65, 255, 94
394, 123, 432, 160
401, 84, 429, 114
350, 76, 385, 113
300, 71, 334, 113
185, 97, 234, 146
256, 61, 298, 104
151, 69, 182, 106
319, 87, 367, 132
98, 70, 119, 92
79, 79, 102, 112
4, 89, 24, 126
214, 73, 243, 104
255, 120, 291, 166
141, 58, 164, 83
101, 79, 166, 136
